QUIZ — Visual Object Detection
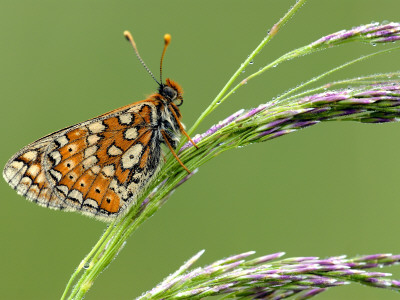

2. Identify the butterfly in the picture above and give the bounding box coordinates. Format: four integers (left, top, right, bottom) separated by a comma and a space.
3, 31, 197, 221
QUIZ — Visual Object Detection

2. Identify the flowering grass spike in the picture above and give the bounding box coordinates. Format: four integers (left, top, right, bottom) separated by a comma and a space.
137, 250, 400, 299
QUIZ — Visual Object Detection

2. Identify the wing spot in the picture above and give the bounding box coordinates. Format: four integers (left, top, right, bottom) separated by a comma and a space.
124, 128, 138, 140
82, 156, 98, 170
87, 134, 101, 145
84, 145, 98, 158
35, 172, 46, 184
102, 165, 115, 177
118, 114, 132, 125
107, 145, 123, 156
21, 151, 38, 162
121, 144, 143, 169
91, 165, 101, 174
67, 189, 84, 204
83, 198, 99, 209
56, 136, 69, 147
95, 188, 101, 193
56, 185, 69, 197
49, 169, 63, 182
88, 122, 106, 134
49, 151, 62, 165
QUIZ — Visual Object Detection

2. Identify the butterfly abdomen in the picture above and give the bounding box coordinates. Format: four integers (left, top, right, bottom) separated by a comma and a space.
158, 103, 182, 149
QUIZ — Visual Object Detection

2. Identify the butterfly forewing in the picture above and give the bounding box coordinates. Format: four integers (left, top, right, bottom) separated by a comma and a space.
3, 99, 172, 221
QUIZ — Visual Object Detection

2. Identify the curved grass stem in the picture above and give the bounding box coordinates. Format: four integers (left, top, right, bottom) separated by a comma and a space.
186, 0, 308, 138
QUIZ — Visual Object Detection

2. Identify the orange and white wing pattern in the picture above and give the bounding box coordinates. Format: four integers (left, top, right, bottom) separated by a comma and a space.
4, 32, 198, 221
3, 99, 173, 221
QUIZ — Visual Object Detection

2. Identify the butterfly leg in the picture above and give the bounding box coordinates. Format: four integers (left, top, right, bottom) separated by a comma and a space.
181, 128, 199, 149
161, 130, 191, 174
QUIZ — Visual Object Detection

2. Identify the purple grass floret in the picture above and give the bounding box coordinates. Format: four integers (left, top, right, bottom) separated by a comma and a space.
355, 253, 392, 261
180, 109, 244, 152
175, 169, 198, 187
273, 129, 294, 138
137, 251, 400, 300
236, 103, 275, 121
255, 118, 291, 131
211, 251, 256, 267
376, 36, 400, 43
297, 288, 326, 300
310, 22, 400, 47
393, 280, 400, 287
247, 252, 286, 265
287, 120, 320, 129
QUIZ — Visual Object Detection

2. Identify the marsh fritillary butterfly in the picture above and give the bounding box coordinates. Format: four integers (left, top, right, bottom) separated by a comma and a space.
3, 31, 197, 221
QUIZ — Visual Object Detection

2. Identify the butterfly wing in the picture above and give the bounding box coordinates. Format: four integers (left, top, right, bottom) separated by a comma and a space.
3, 101, 162, 221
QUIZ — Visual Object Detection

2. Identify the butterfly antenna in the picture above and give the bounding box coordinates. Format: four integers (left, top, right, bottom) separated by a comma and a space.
160, 34, 171, 84
123, 31, 160, 86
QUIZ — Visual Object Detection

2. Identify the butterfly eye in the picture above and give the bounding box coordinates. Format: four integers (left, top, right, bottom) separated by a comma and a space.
162, 86, 178, 100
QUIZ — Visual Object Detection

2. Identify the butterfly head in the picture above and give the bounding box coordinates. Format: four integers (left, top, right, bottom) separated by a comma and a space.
159, 78, 183, 106
123, 32, 183, 107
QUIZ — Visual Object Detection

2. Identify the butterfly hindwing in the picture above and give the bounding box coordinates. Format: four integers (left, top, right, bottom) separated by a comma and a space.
4, 101, 164, 221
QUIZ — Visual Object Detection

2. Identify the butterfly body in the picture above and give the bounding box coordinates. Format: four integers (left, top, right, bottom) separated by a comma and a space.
3, 78, 187, 221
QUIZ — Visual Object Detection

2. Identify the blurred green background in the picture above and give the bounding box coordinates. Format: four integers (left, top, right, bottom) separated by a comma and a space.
1, 0, 400, 299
